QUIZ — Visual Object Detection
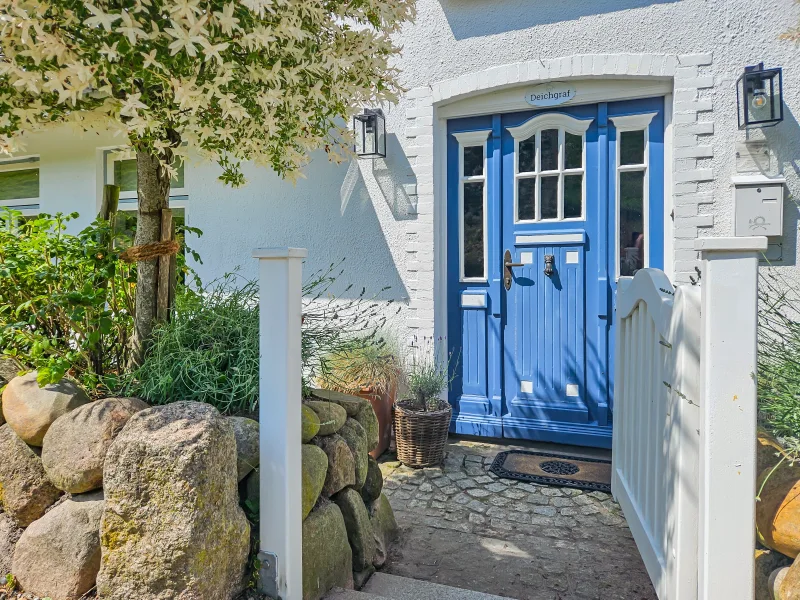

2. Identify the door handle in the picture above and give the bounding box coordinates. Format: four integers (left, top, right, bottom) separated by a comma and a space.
503, 249, 523, 290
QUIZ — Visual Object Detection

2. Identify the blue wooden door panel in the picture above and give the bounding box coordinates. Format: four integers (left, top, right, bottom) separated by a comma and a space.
447, 98, 665, 448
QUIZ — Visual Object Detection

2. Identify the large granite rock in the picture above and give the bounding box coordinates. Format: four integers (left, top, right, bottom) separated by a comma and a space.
41, 397, 148, 494
756, 547, 792, 600
757, 462, 800, 557
306, 400, 347, 436
313, 391, 380, 453
12, 492, 104, 600
229, 416, 260, 482
96, 402, 250, 600
303, 503, 353, 600
312, 389, 364, 417
0, 424, 61, 526
302, 404, 321, 443
0, 511, 22, 577
303, 444, 328, 521
777, 553, 800, 599
314, 434, 356, 497
370, 493, 398, 568
334, 488, 375, 572
2, 371, 91, 446
339, 418, 368, 490
361, 457, 383, 506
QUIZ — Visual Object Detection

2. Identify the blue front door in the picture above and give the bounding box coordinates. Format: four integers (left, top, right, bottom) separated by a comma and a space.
447, 98, 665, 448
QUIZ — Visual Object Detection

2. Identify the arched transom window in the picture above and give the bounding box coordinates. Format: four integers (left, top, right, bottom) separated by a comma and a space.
507, 113, 593, 223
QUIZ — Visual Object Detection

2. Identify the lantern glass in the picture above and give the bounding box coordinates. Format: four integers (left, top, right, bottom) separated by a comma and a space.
737, 63, 783, 129
353, 108, 387, 159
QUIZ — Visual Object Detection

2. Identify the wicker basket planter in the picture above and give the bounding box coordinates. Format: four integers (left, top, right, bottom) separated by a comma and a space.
393, 399, 452, 468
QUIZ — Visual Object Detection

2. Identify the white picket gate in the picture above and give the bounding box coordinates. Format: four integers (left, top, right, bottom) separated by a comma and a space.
612, 237, 766, 600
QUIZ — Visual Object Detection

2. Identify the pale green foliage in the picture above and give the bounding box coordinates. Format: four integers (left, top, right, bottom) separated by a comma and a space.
0, 0, 415, 182
758, 269, 800, 460
403, 336, 456, 412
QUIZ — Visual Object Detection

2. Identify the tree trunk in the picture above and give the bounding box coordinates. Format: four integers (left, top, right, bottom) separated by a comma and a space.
130, 150, 171, 367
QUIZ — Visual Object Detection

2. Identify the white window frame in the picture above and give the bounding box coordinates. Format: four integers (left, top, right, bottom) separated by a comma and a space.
104, 149, 187, 203
506, 113, 593, 224
452, 129, 491, 283
0, 156, 40, 217
610, 112, 657, 280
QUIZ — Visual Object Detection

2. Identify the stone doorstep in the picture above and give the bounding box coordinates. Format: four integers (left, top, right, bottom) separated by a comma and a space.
361, 573, 519, 600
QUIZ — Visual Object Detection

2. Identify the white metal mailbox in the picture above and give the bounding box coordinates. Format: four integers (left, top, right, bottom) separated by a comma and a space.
732, 174, 785, 237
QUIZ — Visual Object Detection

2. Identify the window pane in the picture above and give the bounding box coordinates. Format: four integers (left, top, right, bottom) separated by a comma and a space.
540, 176, 558, 220
564, 174, 583, 218
114, 159, 138, 192
0, 169, 39, 201
620, 130, 645, 165
540, 129, 558, 171
518, 137, 536, 173
463, 181, 485, 278
619, 170, 645, 276
518, 177, 536, 221
464, 146, 483, 177
565, 133, 582, 169
114, 158, 185, 192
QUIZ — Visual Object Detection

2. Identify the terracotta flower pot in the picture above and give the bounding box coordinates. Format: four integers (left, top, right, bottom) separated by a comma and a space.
393, 399, 451, 468
355, 381, 396, 459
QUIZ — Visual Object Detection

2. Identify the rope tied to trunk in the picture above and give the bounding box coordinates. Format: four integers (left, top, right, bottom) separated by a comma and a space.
120, 240, 180, 263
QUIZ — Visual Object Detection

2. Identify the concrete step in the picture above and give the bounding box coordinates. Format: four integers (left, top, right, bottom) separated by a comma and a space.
362, 573, 517, 600
325, 588, 388, 600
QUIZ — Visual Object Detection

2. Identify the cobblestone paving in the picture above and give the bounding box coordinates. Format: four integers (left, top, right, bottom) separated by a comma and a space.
380, 441, 657, 600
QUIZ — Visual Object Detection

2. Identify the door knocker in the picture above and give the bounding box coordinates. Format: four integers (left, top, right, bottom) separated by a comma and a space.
543, 254, 555, 277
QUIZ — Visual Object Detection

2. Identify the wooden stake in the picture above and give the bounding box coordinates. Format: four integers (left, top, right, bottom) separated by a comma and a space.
156, 208, 173, 322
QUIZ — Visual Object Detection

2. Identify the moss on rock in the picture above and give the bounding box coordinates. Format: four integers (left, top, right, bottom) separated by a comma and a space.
306, 401, 347, 436
339, 419, 368, 490
370, 493, 398, 568
361, 457, 383, 506
303, 503, 353, 600
302, 444, 328, 521
302, 405, 321, 443
333, 488, 375, 572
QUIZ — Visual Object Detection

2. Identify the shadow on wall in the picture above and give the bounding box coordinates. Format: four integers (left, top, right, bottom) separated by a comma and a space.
369, 134, 419, 221
439, 0, 682, 40
763, 106, 800, 268
192, 154, 409, 303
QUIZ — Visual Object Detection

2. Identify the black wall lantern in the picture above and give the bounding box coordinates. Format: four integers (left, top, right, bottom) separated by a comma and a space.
353, 108, 386, 159
737, 63, 784, 129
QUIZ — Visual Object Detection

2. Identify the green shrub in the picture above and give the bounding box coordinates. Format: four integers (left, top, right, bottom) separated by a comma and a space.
122, 262, 398, 415
0, 210, 135, 391
758, 270, 800, 459
403, 337, 457, 412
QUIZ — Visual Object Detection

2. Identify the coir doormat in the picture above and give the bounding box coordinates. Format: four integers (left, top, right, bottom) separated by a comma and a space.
489, 450, 612, 493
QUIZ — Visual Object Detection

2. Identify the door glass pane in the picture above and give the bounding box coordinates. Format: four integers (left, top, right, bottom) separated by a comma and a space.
619, 170, 645, 276
518, 177, 536, 221
0, 169, 39, 201
540, 129, 558, 171
564, 174, 583, 218
564, 133, 582, 169
464, 146, 484, 177
518, 137, 536, 173
463, 181, 485, 278
540, 176, 558, 220
620, 130, 645, 165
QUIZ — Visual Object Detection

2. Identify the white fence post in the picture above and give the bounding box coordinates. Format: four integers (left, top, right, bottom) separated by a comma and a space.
253, 247, 307, 600
694, 236, 767, 600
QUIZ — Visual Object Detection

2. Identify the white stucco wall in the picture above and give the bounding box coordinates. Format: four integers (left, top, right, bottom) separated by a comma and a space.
5, 0, 800, 341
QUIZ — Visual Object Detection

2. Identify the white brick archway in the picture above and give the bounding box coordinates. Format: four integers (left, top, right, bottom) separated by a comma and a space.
400, 53, 716, 340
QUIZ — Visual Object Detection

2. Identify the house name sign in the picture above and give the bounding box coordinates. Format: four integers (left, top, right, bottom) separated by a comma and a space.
524, 83, 577, 107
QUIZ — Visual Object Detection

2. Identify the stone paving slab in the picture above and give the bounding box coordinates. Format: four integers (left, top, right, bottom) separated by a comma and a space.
379, 440, 657, 600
